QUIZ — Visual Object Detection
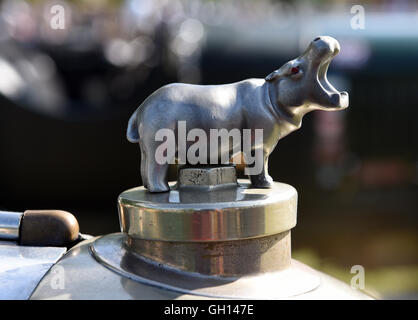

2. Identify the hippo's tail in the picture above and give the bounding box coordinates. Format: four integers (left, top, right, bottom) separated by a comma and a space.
127, 109, 140, 143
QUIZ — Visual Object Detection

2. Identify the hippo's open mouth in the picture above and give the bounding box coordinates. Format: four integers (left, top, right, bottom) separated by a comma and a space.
310, 37, 349, 110
265, 35, 349, 112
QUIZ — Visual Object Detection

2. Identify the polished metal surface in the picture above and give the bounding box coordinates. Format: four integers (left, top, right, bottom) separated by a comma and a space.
91, 233, 317, 298
31, 237, 181, 300
0, 240, 66, 300
30, 234, 372, 300
126, 36, 348, 192
125, 231, 291, 276
0, 211, 22, 240
118, 179, 297, 242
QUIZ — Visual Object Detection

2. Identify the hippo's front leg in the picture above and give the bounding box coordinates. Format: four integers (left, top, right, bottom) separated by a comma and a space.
246, 149, 274, 188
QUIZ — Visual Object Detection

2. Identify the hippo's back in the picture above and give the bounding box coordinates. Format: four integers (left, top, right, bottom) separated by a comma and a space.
156, 82, 239, 109
135, 79, 265, 136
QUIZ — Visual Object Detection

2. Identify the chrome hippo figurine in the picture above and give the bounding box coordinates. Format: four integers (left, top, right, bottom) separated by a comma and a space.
127, 36, 348, 192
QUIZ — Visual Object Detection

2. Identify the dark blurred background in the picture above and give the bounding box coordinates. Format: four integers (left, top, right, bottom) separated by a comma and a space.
0, 0, 417, 298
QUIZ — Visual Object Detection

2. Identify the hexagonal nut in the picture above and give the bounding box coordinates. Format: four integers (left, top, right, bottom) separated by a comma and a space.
178, 166, 237, 189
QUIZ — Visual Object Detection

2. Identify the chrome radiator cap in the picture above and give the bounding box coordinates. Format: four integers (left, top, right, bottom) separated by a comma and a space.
30, 166, 372, 300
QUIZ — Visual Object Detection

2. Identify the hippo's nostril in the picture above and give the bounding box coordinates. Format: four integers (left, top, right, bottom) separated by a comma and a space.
314, 37, 321, 42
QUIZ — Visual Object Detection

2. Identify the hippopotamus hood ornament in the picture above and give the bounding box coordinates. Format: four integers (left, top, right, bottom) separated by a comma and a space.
127, 36, 348, 192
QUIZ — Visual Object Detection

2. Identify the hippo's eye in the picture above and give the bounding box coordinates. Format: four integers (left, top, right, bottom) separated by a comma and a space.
290, 66, 300, 74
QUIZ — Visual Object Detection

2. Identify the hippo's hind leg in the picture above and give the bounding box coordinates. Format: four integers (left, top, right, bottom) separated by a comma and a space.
245, 149, 274, 188
146, 160, 170, 192
144, 142, 170, 192
139, 143, 148, 188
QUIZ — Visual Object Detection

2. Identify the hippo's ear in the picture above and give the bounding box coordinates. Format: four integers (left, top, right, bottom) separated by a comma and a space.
265, 69, 284, 82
